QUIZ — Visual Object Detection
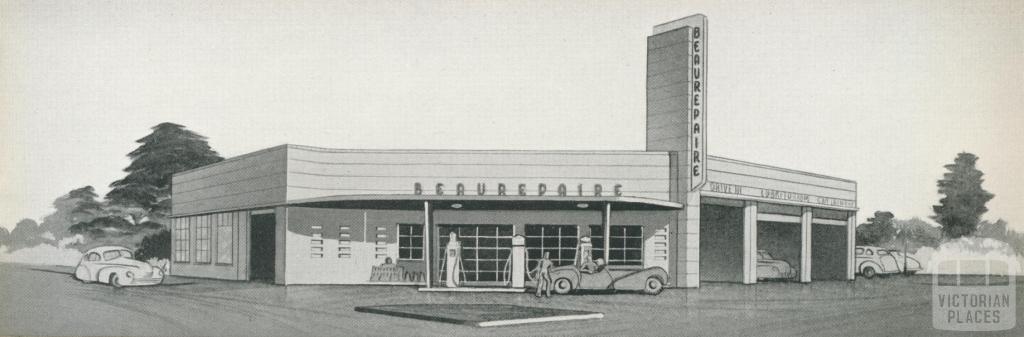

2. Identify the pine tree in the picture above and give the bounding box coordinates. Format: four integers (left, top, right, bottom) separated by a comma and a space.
932, 152, 994, 239
106, 123, 223, 223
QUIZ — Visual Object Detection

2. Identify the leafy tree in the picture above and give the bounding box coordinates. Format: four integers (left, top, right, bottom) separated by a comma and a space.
0, 227, 10, 248
889, 217, 942, 250
976, 219, 1024, 256
135, 229, 171, 261
39, 186, 105, 239
1006, 229, 1024, 256
106, 123, 223, 224
932, 152, 994, 239
8, 219, 46, 250
68, 216, 162, 239
856, 211, 896, 246
977, 219, 1009, 239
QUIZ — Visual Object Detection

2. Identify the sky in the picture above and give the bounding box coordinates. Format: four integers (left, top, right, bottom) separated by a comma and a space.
1, 0, 1022, 232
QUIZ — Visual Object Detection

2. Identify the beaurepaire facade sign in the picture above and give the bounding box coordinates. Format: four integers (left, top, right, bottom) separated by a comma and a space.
688, 18, 707, 191
414, 182, 624, 197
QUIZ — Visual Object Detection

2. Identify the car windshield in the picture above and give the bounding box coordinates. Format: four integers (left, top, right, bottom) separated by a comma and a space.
102, 250, 132, 260
877, 250, 889, 255
759, 252, 773, 260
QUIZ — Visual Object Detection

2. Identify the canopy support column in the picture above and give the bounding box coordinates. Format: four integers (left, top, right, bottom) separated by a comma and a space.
603, 203, 611, 264
423, 201, 432, 288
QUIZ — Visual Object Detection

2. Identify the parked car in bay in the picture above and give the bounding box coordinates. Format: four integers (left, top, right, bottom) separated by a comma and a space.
756, 250, 798, 280
74, 246, 165, 287
855, 245, 921, 278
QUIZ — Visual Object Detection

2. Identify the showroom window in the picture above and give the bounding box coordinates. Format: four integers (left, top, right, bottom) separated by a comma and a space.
525, 224, 578, 270
173, 217, 189, 262
398, 224, 423, 260
589, 225, 643, 266
437, 224, 513, 283
195, 215, 211, 263
216, 213, 233, 264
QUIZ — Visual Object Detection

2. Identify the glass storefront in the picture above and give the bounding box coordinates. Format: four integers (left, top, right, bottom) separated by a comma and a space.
437, 224, 514, 285
525, 224, 579, 270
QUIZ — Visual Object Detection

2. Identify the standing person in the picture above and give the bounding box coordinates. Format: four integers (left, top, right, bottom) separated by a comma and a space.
530, 251, 554, 298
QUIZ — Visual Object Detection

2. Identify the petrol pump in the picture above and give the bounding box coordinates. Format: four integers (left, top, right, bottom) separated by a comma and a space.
444, 232, 463, 288
576, 236, 594, 267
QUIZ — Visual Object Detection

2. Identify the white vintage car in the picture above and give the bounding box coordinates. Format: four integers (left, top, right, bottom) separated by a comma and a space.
756, 250, 798, 280
74, 246, 164, 287
855, 246, 922, 278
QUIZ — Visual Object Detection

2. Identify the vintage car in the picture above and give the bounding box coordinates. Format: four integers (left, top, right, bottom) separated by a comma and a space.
855, 245, 922, 278
530, 263, 669, 295
74, 246, 164, 287
756, 250, 798, 280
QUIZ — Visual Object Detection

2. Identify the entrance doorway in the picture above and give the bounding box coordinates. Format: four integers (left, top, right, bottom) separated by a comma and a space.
250, 213, 276, 282
436, 224, 514, 286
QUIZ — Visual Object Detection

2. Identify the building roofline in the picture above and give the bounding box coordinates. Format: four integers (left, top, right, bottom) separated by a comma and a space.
708, 155, 856, 184
172, 144, 672, 178
172, 144, 289, 178
284, 144, 665, 155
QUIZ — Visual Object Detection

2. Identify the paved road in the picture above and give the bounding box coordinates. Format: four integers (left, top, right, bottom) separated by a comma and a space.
2, 263, 1022, 336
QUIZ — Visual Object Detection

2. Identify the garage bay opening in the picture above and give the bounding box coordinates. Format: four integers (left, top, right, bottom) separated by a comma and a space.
699, 203, 745, 283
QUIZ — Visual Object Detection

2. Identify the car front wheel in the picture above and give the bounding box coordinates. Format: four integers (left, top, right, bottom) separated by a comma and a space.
862, 267, 876, 279
643, 277, 664, 295
110, 274, 124, 288
553, 278, 573, 294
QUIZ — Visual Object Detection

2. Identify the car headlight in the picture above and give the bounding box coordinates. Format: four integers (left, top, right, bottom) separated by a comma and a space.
126, 271, 134, 278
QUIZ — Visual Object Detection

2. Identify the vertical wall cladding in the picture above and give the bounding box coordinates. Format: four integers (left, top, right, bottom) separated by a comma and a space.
169, 210, 250, 280
283, 207, 422, 285
647, 19, 702, 287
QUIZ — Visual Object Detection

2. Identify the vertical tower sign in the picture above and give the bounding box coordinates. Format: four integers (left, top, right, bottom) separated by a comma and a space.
688, 19, 707, 191
646, 14, 708, 288
647, 14, 707, 193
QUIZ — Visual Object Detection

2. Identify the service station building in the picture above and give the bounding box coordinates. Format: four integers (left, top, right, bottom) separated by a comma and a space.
168, 15, 857, 288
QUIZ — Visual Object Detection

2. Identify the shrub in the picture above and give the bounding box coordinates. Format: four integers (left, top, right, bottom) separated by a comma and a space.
135, 229, 171, 261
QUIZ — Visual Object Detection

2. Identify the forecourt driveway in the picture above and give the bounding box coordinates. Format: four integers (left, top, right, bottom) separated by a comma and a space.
1, 263, 1022, 336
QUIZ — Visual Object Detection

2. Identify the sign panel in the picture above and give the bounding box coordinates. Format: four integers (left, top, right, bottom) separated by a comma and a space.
688, 19, 707, 191
413, 182, 624, 197
704, 181, 857, 209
